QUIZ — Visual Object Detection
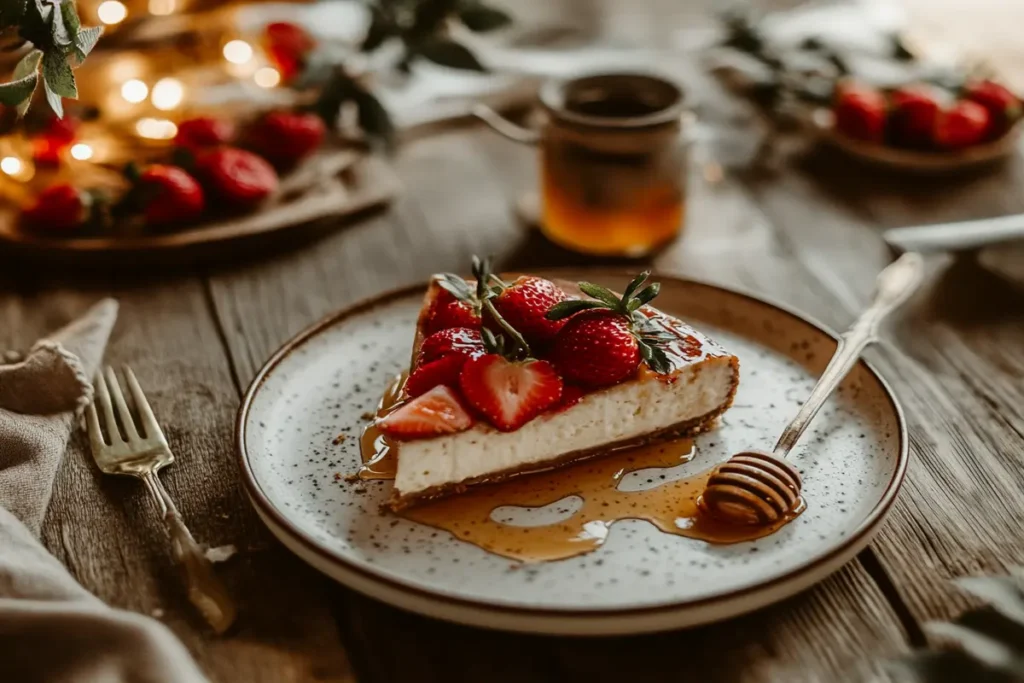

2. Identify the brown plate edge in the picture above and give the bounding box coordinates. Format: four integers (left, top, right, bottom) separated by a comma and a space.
233, 269, 910, 620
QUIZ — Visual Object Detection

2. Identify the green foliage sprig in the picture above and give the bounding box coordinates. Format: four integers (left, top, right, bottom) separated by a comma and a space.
0, 0, 102, 118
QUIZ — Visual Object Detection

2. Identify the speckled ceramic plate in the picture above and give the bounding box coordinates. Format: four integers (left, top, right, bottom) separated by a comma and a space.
812, 109, 1020, 173
236, 270, 908, 635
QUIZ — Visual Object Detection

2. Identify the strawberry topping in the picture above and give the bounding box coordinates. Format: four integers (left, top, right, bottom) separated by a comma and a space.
419, 327, 485, 364
405, 353, 468, 398
550, 311, 640, 388
378, 385, 473, 439
491, 276, 569, 344
459, 354, 563, 431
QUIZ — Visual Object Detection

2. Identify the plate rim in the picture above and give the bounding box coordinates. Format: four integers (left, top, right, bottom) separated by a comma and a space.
235, 269, 909, 624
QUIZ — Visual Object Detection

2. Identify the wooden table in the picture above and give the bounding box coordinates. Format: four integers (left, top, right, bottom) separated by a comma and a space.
4, 1, 1024, 681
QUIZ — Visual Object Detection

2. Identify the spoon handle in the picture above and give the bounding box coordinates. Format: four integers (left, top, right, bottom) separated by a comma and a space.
773, 252, 924, 458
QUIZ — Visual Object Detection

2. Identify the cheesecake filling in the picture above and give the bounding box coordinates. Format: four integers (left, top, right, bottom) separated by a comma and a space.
394, 357, 737, 498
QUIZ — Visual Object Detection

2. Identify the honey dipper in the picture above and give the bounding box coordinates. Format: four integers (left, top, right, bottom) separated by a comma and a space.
701, 252, 924, 526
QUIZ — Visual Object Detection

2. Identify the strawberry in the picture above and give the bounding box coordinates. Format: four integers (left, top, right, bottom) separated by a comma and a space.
934, 100, 990, 149
195, 147, 278, 208
887, 85, 942, 149
378, 385, 474, 439
425, 297, 482, 333
458, 354, 563, 431
419, 327, 485, 364
21, 183, 91, 231
135, 165, 205, 227
248, 111, 325, 167
175, 117, 234, 152
263, 22, 316, 82
546, 271, 676, 388
964, 79, 1022, 140
32, 115, 78, 166
423, 259, 495, 333
490, 276, 569, 345
833, 82, 887, 143
405, 353, 468, 397
553, 384, 586, 413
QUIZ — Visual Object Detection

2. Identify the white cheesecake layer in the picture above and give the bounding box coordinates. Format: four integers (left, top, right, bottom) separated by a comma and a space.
393, 356, 737, 499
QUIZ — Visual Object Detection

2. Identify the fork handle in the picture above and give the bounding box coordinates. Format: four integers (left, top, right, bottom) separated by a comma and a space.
142, 472, 237, 634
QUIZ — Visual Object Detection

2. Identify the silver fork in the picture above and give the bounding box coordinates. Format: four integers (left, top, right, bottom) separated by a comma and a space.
85, 365, 236, 634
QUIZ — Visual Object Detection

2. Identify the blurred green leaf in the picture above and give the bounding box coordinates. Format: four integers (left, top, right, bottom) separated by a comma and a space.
42, 47, 75, 97
12, 48, 42, 115
418, 37, 486, 71
72, 25, 101, 63
459, 5, 511, 32
351, 83, 394, 151
0, 71, 37, 105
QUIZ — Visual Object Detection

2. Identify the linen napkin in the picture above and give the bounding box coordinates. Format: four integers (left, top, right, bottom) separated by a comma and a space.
0, 299, 208, 683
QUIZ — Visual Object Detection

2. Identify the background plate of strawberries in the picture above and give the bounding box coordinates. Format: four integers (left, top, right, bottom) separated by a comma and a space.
815, 78, 1023, 173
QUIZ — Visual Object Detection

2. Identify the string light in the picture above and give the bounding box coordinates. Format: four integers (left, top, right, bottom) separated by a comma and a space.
148, 0, 176, 15
254, 67, 281, 88
136, 118, 178, 140
151, 78, 184, 110
97, 1, 127, 24
222, 40, 253, 65
121, 79, 148, 103
1, 157, 22, 175
70, 143, 94, 161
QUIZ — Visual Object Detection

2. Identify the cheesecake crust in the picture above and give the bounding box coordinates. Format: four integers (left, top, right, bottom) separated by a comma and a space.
388, 359, 739, 511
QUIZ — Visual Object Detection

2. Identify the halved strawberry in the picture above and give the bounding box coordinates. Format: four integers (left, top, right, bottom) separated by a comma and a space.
378, 385, 473, 439
405, 353, 467, 397
458, 354, 563, 431
490, 276, 569, 345
419, 327, 485, 364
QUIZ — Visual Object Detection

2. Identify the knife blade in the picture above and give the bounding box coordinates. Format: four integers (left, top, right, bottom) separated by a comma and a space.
883, 214, 1024, 253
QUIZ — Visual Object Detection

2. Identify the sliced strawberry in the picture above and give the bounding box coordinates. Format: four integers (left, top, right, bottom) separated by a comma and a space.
378, 385, 473, 439
419, 327, 485, 364
491, 276, 569, 345
405, 353, 467, 397
458, 354, 563, 431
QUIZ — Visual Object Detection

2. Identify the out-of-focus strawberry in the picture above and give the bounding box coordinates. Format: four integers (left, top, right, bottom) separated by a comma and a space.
964, 79, 1022, 140
833, 82, 887, 143
195, 147, 278, 208
21, 183, 91, 231
174, 117, 234, 152
887, 85, 942, 149
263, 22, 316, 83
136, 165, 205, 228
934, 100, 990, 149
248, 111, 325, 167
32, 115, 78, 166
378, 385, 474, 439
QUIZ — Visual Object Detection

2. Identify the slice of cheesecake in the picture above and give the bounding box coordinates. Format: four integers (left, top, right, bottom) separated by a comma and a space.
376, 262, 740, 510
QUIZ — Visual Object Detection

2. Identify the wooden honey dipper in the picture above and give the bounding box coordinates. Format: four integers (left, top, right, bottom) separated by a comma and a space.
701, 252, 925, 526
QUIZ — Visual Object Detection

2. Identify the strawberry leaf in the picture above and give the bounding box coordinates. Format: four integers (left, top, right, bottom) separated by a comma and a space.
437, 273, 476, 303
632, 283, 661, 308
638, 340, 672, 374
577, 282, 622, 310
621, 270, 650, 302
546, 299, 605, 320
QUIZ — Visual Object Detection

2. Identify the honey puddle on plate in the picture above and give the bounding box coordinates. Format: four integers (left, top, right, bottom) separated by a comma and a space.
358, 377, 803, 563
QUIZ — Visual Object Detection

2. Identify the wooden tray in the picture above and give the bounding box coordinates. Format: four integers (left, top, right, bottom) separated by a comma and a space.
0, 149, 400, 267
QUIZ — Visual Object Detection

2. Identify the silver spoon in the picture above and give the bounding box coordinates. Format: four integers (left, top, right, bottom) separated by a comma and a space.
702, 252, 924, 525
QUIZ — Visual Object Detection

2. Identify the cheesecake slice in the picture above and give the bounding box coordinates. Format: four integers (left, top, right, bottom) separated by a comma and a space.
376, 262, 739, 510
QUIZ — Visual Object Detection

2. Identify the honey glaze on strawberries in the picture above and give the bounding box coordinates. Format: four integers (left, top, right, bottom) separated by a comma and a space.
358, 377, 803, 562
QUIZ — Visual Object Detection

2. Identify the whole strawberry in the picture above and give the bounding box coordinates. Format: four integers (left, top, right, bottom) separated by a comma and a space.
490, 276, 569, 345
175, 117, 234, 152
887, 85, 941, 149
263, 22, 316, 83
423, 258, 499, 334
419, 327, 485, 364
136, 165, 205, 228
934, 100, 990, 149
248, 111, 325, 167
195, 147, 278, 208
21, 183, 91, 231
833, 82, 887, 143
546, 271, 674, 388
964, 80, 1022, 140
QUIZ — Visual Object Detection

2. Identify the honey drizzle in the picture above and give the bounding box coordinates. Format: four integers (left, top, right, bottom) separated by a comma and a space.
357, 377, 803, 562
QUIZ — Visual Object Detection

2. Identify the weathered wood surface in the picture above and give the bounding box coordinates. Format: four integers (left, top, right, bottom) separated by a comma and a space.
2, 0, 1024, 681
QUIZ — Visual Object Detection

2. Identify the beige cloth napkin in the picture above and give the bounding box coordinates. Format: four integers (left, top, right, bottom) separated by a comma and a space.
0, 299, 208, 683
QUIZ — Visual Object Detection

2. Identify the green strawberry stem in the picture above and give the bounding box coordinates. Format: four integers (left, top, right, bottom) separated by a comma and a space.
440, 255, 532, 360
545, 270, 674, 374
